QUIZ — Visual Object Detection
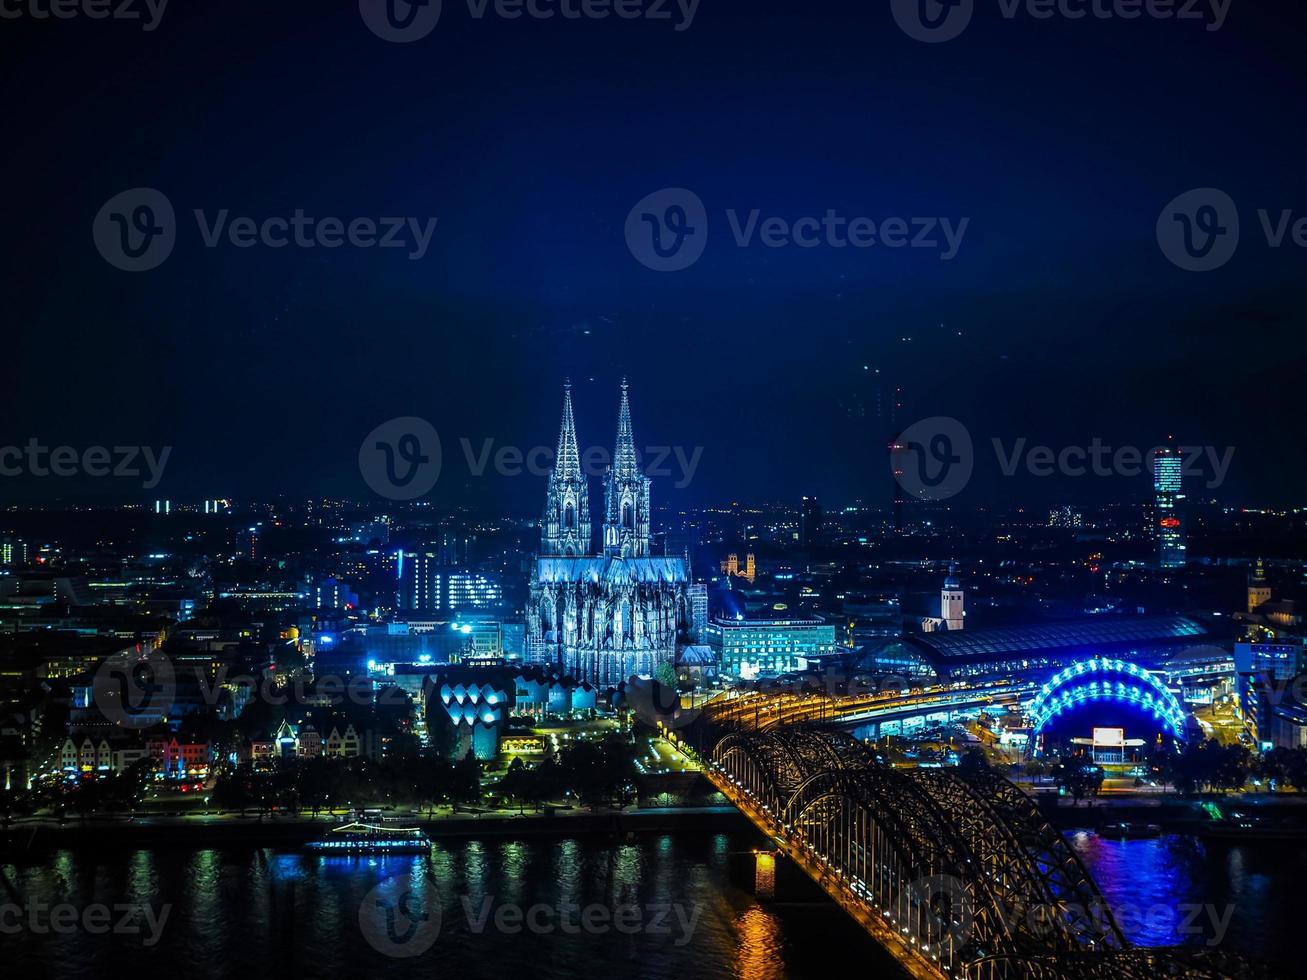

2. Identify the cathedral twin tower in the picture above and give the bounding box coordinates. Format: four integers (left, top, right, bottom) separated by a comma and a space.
528, 380, 690, 689
541, 379, 652, 560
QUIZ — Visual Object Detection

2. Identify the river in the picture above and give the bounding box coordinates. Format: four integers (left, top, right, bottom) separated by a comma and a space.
1, 830, 1298, 977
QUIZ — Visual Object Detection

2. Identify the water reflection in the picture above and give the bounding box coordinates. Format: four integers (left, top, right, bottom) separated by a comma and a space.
1067, 829, 1304, 966
734, 905, 785, 980
4, 834, 888, 980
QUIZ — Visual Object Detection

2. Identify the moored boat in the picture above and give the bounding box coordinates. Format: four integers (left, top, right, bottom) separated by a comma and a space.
1098, 821, 1163, 840
305, 822, 431, 854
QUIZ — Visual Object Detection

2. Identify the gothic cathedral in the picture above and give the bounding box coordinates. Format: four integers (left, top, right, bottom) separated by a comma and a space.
526, 380, 691, 688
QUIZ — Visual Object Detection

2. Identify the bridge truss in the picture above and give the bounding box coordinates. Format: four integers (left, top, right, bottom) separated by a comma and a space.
708, 728, 1264, 980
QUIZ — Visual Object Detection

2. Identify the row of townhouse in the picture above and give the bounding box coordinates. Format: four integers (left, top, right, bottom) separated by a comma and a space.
59, 735, 211, 777
246, 719, 364, 764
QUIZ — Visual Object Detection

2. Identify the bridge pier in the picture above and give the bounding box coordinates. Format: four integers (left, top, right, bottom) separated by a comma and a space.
753, 850, 775, 899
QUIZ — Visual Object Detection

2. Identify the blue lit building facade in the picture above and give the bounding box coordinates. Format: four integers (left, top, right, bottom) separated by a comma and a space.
397, 550, 503, 612
704, 617, 836, 680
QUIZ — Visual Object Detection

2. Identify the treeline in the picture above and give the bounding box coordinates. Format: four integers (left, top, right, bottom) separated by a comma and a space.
209, 732, 641, 816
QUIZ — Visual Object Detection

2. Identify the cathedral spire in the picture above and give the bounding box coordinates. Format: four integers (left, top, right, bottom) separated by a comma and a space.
604, 379, 651, 558
555, 378, 582, 483
613, 377, 638, 476
542, 380, 590, 556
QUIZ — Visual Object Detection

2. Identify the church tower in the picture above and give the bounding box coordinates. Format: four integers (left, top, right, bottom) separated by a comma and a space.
603, 379, 652, 558
541, 381, 591, 556
942, 563, 965, 631
1248, 558, 1271, 613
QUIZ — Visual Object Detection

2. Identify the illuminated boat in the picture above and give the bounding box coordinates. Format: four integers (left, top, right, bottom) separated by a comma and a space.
1098, 821, 1163, 840
304, 822, 431, 854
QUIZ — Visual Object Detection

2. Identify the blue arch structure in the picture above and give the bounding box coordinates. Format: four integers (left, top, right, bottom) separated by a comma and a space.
1030, 658, 1187, 738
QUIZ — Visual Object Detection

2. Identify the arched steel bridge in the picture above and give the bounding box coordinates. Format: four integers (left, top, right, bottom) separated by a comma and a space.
705, 727, 1260, 980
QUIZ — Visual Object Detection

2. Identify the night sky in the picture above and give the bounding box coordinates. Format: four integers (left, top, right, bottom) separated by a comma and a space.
2, 0, 1304, 511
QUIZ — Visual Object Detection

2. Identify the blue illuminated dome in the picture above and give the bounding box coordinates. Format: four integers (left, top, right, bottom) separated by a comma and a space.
1029, 658, 1187, 738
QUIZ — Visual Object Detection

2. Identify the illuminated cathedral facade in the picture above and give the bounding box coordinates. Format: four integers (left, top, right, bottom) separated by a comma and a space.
526, 380, 690, 688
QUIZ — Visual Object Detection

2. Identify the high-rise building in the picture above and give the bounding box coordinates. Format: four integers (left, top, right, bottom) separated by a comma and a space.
687, 583, 709, 641
398, 552, 503, 612
0, 540, 29, 566
1153, 445, 1186, 569
1048, 506, 1083, 528
800, 496, 823, 548
941, 564, 964, 631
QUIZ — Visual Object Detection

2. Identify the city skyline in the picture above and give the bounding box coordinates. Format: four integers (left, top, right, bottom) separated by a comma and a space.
4, 3, 1307, 979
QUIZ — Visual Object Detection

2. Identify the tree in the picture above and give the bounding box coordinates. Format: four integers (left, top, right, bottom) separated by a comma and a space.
958, 747, 990, 776
451, 754, 483, 808
1054, 756, 1103, 804
499, 758, 532, 815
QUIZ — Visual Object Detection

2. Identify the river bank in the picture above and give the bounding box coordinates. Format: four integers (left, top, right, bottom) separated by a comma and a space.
0, 805, 752, 856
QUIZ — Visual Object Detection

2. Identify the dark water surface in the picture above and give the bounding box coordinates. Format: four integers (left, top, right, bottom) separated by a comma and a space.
1, 832, 898, 980
1065, 829, 1304, 967
3, 830, 1299, 977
